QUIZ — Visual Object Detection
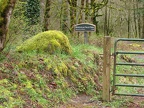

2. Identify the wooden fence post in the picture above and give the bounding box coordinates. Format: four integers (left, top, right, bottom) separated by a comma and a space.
102, 36, 111, 102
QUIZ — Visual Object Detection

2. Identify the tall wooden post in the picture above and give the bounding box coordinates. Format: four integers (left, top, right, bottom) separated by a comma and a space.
102, 36, 111, 101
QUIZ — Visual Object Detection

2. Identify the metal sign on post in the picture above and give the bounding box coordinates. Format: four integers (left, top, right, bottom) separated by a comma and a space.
74, 23, 96, 44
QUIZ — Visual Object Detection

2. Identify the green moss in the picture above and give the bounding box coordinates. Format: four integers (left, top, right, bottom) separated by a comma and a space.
0, 0, 9, 38
16, 30, 72, 54
0, 0, 9, 24
0, 17, 3, 25
0, 0, 9, 13
0, 79, 24, 107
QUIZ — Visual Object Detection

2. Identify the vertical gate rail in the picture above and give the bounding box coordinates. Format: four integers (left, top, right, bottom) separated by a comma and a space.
113, 38, 144, 97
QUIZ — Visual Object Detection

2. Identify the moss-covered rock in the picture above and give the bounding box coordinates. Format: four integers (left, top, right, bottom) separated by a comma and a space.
16, 30, 72, 54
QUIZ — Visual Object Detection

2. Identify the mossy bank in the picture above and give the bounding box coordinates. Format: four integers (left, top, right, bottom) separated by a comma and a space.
0, 42, 102, 107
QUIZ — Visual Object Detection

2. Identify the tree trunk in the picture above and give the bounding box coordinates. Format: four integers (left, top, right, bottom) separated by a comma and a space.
61, 0, 68, 33
40, 0, 46, 28
136, 1, 141, 38
76, 0, 81, 24
142, 3, 144, 38
127, 8, 130, 38
43, 0, 51, 31
91, 0, 108, 34
104, 4, 108, 36
85, 0, 91, 22
107, 3, 111, 35
68, 0, 77, 32
0, 0, 17, 51
125, 0, 131, 38
142, 16, 144, 38
133, 0, 138, 38
85, 0, 89, 21
80, 0, 84, 23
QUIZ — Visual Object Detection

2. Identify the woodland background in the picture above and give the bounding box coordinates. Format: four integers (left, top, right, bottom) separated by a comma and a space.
9, 0, 144, 42
20, 0, 144, 38
0, 0, 144, 50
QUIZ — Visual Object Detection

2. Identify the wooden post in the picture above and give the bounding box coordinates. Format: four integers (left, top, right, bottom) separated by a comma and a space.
84, 31, 88, 44
102, 36, 111, 102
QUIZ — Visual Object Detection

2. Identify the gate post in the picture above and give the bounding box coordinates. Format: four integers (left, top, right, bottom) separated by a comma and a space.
102, 36, 111, 101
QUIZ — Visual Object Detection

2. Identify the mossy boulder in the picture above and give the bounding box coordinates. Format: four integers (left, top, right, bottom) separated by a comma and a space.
16, 30, 72, 54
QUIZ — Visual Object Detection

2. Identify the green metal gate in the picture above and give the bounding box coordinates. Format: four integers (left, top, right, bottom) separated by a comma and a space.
112, 38, 144, 97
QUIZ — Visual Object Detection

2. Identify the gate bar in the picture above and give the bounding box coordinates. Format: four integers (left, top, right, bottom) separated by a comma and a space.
115, 74, 144, 77
116, 63, 144, 66
116, 51, 144, 55
115, 84, 144, 87
114, 38, 144, 43
114, 93, 144, 97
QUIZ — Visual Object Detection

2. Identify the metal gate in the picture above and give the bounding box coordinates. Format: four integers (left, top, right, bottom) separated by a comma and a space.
112, 38, 144, 97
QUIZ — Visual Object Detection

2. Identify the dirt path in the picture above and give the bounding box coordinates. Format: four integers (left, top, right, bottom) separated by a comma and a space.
58, 94, 144, 108
129, 97, 144, 108
58, 94, 104, 108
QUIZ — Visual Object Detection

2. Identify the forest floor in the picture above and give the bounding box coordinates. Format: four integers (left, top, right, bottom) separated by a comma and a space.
59, 40, 144, 108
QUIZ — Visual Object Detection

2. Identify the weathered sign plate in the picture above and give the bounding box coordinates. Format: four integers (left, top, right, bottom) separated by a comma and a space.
74, 23, 96, 32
